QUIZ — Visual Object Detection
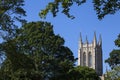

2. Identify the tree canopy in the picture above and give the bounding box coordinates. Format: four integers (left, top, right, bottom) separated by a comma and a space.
105, 66, 120, 80
0, 0, 26, 39
105, 34, 120, 69
40, 0, 120, 19
68, 66, 100, 80
0, 21, 76, 80
105, 34, 120, 80
105, 49, 120, 69
115, 34, 120, 47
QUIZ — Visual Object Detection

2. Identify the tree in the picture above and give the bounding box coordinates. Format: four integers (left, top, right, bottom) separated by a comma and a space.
0, 0, 26, 39
68, 66, 100, 80
105, 50, 120, 69
40, 0, 120, 19
105, 66, 120, 80
105, 34, 120, 69
0, 0, 26, 65
105, 34, 120, 80
115, 34, 120, 47
0, 21, 76, 80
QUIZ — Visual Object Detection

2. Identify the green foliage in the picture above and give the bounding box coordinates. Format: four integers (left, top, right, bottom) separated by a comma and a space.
0, 0, 26, 39
105, 50, 120, 69
105, 34, 120, 69
39, 0, 86, 19
93, 0, 120, 19
0, 0, 26, 64
68, 66, 100, 80
0, 21, 76, 80
115, 34, 120, 47
40, 0, 120, 19
105, 66, 120, 80
105, 34, 120, 80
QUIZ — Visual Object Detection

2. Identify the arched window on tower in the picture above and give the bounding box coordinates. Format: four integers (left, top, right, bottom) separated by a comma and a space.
83, 52, 86, 66
88, 52, 92, 67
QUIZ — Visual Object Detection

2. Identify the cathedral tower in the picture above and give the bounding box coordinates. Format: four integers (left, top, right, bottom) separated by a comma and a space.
78, 32, 103, 76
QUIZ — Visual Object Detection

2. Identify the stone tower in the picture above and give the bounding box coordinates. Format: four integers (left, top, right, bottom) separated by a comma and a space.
78, 32, 103, 76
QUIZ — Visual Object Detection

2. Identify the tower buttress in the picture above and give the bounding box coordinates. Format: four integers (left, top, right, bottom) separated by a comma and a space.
78, 33, 83, 65
85, 36, 89, 66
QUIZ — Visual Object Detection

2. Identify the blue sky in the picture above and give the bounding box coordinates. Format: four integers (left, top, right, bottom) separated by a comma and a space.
23, 0, 120, 73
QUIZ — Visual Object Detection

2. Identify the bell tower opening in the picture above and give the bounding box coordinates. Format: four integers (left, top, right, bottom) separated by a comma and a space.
88, 52, 92, 67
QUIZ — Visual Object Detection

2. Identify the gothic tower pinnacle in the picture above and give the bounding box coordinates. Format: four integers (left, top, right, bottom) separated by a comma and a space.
79, 32, 83, 48
93, 32, 97, 47
86, 36, 88, 44
98, 34, 102, 47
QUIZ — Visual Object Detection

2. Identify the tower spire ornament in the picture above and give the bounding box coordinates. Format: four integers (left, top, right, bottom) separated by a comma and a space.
80, 32, 82, 42
93, 31, 97, 47
86, 35, 88, 44
98, 34, 102, 46
79, 32, 83, 48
